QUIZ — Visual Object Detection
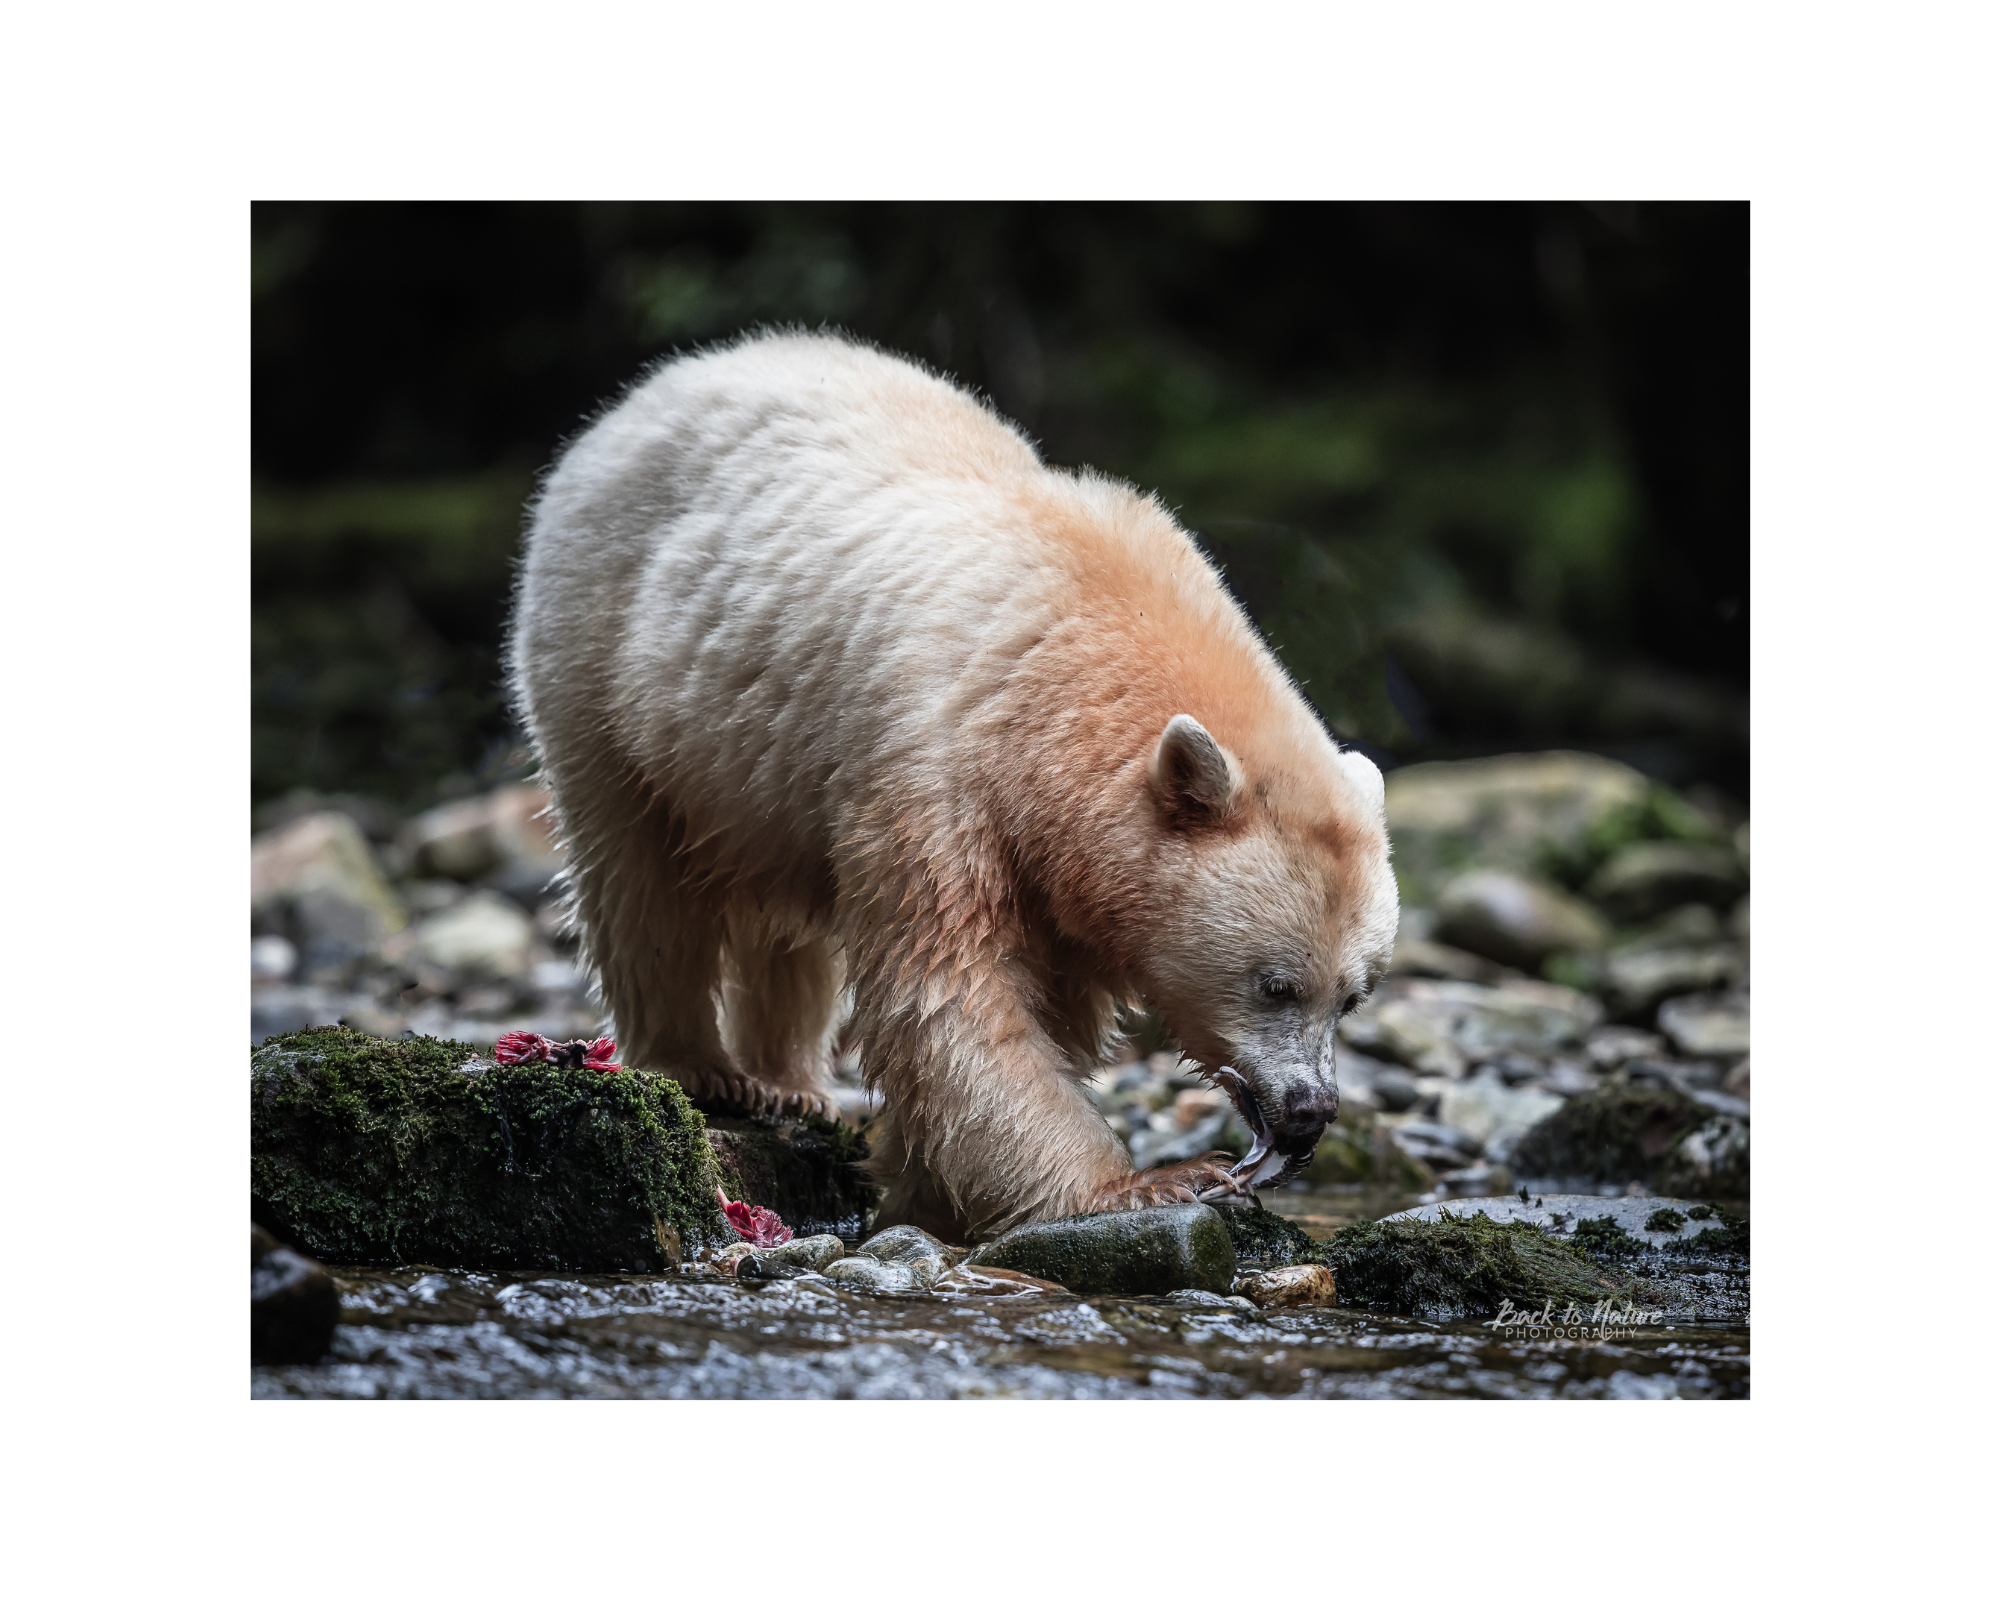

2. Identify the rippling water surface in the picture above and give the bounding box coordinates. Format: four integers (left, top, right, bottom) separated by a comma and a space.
255, 1260, 1749, 1400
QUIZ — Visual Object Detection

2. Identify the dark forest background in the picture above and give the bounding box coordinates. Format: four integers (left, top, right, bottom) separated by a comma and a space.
252, 201, 1748, 814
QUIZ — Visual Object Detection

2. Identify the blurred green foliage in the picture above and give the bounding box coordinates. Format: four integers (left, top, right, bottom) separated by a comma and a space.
253, 202, 1746, 809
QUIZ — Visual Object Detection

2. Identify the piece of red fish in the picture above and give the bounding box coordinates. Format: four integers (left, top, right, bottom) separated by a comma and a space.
495, 1030, 621, 1071
716, 1187, 792, 1246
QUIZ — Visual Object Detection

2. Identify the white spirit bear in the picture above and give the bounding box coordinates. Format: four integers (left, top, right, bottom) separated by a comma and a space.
511, 331, 1397, 1241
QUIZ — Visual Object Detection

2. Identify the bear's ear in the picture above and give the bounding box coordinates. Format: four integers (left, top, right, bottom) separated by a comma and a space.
1336, 746, 1385, 814
1151, 714, 1242, 822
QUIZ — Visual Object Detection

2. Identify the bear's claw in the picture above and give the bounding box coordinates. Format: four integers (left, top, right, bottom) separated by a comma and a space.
1111, 1153, 1242, 1208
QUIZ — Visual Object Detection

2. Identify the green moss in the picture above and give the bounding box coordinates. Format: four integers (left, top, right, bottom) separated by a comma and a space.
252, 1025, 724, 1270
1686, 1205, 1714, 1220
1318, 1212, 1645, 1321
1569, 1215, 1649, 1261
1510, 1084, 1710, 1187
1645, 1207, 1686, 1232
1663, 1207, 1749, 1260
1212, 1203, 1320, 1267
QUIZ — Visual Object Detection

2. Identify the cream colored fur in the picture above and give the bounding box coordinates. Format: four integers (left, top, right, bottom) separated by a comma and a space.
510, 330, 1398, 1241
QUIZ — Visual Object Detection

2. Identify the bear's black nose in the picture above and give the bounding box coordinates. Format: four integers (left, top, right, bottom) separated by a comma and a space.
1274, 1083, 1339, 1148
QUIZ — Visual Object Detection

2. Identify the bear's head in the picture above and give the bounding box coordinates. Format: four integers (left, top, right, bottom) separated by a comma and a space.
1130, 712, 1398, 1189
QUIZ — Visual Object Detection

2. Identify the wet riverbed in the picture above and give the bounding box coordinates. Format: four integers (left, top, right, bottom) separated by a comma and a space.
254, 1254, 1749, 1400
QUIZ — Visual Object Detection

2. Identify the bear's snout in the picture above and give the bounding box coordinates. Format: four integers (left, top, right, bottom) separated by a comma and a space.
1273, 1081, 1340, 1149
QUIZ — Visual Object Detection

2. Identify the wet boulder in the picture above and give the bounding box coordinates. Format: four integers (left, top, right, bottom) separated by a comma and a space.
1211, 1198, 1654, 1322
1382, 1194, 1748, 1319
1318, 1210, 1644, 1321
252, 1026, 724, 1271
252, 1223, 340, 1364
819, 1224, 959, 1293
1508, 1081, 1745, 1198
1434, 870, 1608, 970
967, 1203, 1236, 1296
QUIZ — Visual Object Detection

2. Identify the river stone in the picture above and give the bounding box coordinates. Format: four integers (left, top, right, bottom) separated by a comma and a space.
737, 1233, 847, 1279
822, 1255, 926, 1294
412, 889, 535, 983
1390, 936, 1502, 983
1232, 1264, 1337, 1309
855, 1224, 956, 1288
1342, 978, 1602, 1077
252, 1224, 339, 1364
1434, 870, 1609, 969
967, 1203, 1236, 1296
1603, 944, 1744, 1016
760, 1240, 840, 1272
252, 1026, 723, 1270
1657, 991, 1750, 1058
1587, 841, 1746, 922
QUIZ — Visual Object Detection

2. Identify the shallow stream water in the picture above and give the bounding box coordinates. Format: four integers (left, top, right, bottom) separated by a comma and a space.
255, 1189, 1748, 1400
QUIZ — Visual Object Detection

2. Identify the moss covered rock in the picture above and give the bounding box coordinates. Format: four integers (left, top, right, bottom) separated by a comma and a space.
1211, 1202, 1321, 1267
1318, 1212, 1644, 1321
967, 1204, 1236, 1296
252, 1026, 724, 1270
1508, 1083, 1713, 1189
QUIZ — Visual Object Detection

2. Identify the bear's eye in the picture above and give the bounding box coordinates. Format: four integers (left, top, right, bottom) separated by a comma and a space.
1257, 974, 1303, 1005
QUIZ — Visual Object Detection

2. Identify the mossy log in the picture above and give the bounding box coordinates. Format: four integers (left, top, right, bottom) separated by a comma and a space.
252, 1027, 727, 1271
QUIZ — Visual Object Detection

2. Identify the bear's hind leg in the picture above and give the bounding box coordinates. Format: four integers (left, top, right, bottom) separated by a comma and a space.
718, 925, 844, 1120
553, 772, 756, 1109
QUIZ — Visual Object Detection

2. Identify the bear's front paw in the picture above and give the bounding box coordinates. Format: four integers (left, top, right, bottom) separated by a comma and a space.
1108, 1154, 1241, 1209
